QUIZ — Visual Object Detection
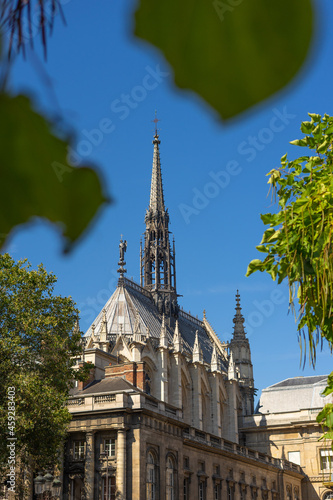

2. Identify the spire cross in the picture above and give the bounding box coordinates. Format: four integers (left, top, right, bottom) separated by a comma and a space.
152, 112, 161, 135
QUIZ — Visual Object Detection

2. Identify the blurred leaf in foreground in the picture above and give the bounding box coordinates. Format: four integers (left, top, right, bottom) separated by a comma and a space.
135, 0, 313, 120
0, 93, 109, 252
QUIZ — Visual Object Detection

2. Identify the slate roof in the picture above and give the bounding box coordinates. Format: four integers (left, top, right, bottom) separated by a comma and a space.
256, 374, 330, 414
84, 277, 228, 370
268, 375, 328, 389
69, 377, 137, 397
80, 377, 136, 395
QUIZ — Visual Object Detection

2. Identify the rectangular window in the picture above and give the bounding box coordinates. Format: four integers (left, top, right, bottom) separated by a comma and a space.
320, 449, 333, 471
184, 456, 189, 469
73, 440, 85, 460
104, 438, 116, 457
199, 482, 204, 500
288, 451, 301, 465
184, 478, 189, 500
102, 476, 116, 500
228, 484, 234, 500
214, 484, 220, 500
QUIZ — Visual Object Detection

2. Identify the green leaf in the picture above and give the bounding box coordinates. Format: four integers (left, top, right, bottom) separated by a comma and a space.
300, 121, 313, 134
325, 124, 333, 134
308, 112, 321, 123
245, 259, 263, 277
261, 227, 276, 244
316, 404, 333, 423
317, 139, 330, 154
322, 383, 333, 397
0, 94, 109, 252
134, 0, 313, 120
255, 244, 269, 253
290, 138, 308, 147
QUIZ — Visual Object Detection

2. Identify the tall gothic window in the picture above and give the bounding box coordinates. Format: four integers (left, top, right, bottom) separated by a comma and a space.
166, 456, 175, 500
147, 451, 157, 500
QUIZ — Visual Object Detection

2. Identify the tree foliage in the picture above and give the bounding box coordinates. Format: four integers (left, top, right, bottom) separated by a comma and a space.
0, 254, 88, 472
0, 0, 64, 57
246, 112, 333, 442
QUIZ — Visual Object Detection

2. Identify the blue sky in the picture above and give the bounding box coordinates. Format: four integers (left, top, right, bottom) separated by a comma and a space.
5, 0, 333, 401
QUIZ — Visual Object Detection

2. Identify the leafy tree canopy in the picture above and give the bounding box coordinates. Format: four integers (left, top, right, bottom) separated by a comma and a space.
0, 253, 88, 472
246, 113, 333, 441
246, 112, 333, 364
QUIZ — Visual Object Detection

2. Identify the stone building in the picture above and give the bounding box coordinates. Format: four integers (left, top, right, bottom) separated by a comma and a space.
62, 131, 304, 500
241, 376, 333, 500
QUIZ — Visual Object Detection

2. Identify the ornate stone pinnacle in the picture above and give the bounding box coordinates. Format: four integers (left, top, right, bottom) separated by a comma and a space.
233, 290, 246, 338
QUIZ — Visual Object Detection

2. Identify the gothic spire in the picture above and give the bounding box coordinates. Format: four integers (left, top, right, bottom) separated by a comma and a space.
233, 290, 246, 339
149, 133, 165, 214
140, 125, 178, 318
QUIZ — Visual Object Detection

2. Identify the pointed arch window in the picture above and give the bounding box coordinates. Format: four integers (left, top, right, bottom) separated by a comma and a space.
147, 450, 158, 500
166, 455, 176, 500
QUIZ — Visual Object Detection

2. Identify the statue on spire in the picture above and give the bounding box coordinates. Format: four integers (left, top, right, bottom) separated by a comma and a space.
117, 236, 127, 279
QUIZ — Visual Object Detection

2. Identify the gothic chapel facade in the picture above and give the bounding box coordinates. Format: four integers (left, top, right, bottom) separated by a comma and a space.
63, 132, 304, 500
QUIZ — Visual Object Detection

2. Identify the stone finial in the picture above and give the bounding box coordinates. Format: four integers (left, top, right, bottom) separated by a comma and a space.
211, 344, 218, 372
193, 330, 202, 363
159, 314, 168, 348
172, 319, 182, 353
228, 350, 237, 380
203, 309, 206, 320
